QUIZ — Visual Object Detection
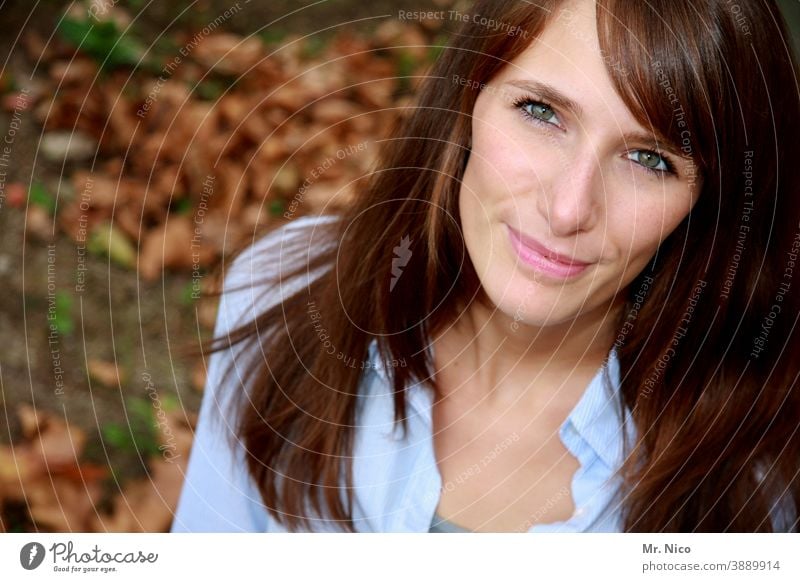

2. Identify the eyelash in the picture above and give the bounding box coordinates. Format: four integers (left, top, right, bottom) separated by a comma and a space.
512, 95, 678, 178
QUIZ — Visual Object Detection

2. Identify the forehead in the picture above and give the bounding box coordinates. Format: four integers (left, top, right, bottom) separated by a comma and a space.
490, 0, 642, 133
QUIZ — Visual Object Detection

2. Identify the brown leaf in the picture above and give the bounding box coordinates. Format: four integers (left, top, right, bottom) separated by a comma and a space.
16, 403, 40, 439
302, 180, 356, 213
28, 475, 103, 532
93, 454, 187, 532
216, 160, 249, 217
255, 138, 289, 163
149, 164, 184, 206
192, 33, 264, 76
87, 358, 123, 388
311, 99, 361, 125
106, 94, 138, 151
241, 203, 272, 231
247, 164, 281, 202
22, 30, 54, 62
194, 212, 237, 256
6, 406, 89, 504
354, 78, 396, 108
48, 59, 98, 84
264, 84, 305, 112
25, 206, 54, 241
373, 20, 405, 47
114, 206, 143, 243
32, 415, 87, 469
138, 216, 194, 281
0, 445, 40, 501
240, 109, 272, 143
72, 171, 124, 209
218, 93, 252, 126
137, 79, 190, 127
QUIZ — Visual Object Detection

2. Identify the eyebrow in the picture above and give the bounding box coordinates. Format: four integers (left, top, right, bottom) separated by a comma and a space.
503, 79, 686, 158
504, 79, 584, 119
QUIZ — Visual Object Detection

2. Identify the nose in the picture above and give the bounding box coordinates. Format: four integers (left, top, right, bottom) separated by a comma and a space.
536, 147, 601, 236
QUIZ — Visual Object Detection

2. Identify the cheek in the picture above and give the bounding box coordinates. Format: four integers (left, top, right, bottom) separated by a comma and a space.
464, 127, 514, 200
606, 194, 692, 270
466, 111, 547, 197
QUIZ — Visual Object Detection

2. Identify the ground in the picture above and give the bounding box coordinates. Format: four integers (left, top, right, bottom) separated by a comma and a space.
0, 0, 453, 531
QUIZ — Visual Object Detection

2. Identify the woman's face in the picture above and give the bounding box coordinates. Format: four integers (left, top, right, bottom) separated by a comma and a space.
459, 0, 700, 329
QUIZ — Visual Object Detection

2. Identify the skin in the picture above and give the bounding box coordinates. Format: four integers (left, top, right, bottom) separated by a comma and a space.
431, 0, 701, 531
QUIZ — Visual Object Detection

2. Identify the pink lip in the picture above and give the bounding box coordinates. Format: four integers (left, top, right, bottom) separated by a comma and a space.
505, 225, 593, 279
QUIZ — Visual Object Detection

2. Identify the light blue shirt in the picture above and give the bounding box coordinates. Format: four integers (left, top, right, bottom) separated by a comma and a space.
170, 215, 635, 533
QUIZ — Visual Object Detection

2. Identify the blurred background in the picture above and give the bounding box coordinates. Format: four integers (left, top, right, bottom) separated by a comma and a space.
1, 0, 798, 533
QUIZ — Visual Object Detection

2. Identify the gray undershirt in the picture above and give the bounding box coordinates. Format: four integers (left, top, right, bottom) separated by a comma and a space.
429, 511, 473, 533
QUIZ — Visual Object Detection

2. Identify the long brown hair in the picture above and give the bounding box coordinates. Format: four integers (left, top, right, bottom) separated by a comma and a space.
205, 0, 800, 532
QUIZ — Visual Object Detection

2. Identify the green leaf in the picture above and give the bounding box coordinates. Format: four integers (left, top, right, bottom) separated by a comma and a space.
57, 17, 145, 71
195, 78, 225, 101
53, 291, 73, 335
0, 71, 17, 93
29, 182, 57, 215
101, 423, 129, 450
396, 51, 417, 93
160, 393, 178, 412
102, 396, 161, 456
181, 280, 199, 305
259, 28, 288, 46
268, 198, 285, 217
127, 396, 153, 424
171, 197, 193, 215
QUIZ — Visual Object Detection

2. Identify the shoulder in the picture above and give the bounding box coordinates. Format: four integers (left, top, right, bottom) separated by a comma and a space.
170, 214, 341, 532
228, 213, 340, 276
216, 213, 341, 334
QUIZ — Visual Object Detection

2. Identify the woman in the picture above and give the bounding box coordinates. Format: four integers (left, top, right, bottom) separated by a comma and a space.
172, 0, 800, 533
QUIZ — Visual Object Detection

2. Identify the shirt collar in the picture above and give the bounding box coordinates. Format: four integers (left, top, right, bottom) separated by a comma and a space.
563, 346, 631, 469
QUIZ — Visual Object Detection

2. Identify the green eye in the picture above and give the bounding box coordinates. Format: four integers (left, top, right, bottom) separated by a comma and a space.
529, 103, 555, 121
526, 102, 556, 122
638, 151, 664, 169
627, 150, 672, 173
517, 99, 560, 126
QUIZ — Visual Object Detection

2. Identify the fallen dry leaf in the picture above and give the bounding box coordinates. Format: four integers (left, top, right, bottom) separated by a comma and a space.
192, 33, 265, 76
48, 59, 98, 85
93, 410, 193, 532
28, 475, 104, 532
87, 358, 124, 388
138, 215, 194, 281
25, 206, 54, 241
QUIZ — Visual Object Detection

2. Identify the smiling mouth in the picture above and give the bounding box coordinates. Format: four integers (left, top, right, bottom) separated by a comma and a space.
505, 224, 594, 279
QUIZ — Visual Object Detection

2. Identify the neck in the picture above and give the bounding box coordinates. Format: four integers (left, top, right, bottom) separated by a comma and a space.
432, 294, 625, 403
